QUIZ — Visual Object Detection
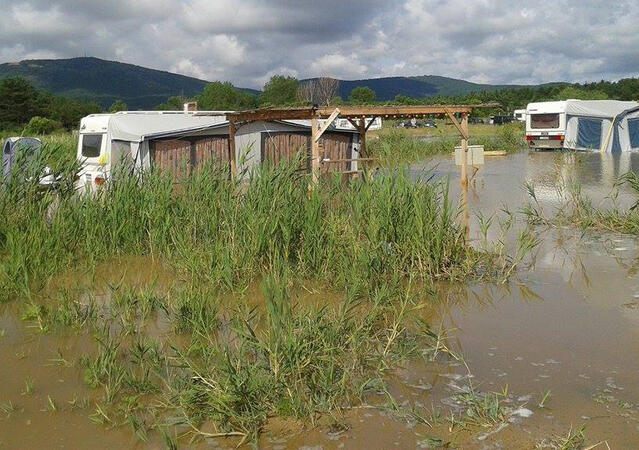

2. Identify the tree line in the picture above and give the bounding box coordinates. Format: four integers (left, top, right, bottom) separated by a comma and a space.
156, 76, 377, 111
2, 74, 639, 133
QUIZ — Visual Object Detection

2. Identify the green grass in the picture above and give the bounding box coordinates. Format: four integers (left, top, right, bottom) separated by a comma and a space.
0, 139, 474, 302
368, 123, 525, 166
524, 171, 639, 234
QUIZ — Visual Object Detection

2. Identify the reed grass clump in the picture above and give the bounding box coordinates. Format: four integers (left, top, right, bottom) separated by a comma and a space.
368, 124, 524, 166
524, 172, 639, 234
0, 147, 471, 301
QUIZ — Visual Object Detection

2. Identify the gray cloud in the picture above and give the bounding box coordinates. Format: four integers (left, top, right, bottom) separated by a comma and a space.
1, 0, 638, 88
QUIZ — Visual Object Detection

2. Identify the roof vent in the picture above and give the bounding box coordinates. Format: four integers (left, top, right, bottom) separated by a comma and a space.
184, 102, 198, 113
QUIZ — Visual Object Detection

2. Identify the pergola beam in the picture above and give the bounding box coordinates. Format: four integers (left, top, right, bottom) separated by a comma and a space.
225, 103, 498, 123
444, 109, 469, 140
314, 107, 341, 142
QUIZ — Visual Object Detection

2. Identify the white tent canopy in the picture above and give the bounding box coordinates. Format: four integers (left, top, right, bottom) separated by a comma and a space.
562, 100, 639, 118
106, 113, 227, 142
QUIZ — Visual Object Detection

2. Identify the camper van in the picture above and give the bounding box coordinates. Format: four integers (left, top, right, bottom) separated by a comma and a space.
526, 100, 639, 151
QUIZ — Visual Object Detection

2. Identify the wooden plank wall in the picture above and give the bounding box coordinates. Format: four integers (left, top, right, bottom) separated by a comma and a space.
262, 131, 353, 173
319, 132, 352, 173
151, 136, 230, 177
151, 139, 190, 176
262, 132, 310, 171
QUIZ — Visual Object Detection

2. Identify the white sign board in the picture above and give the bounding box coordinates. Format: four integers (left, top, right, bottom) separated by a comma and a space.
454, 145, 484, 166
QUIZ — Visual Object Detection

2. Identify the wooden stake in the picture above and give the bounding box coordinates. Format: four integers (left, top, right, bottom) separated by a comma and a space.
460, 113, 469, 187
357, 119, 367, 158
229, 119, 237, 179
311, 114, 320, 184
460, 112, 469, 236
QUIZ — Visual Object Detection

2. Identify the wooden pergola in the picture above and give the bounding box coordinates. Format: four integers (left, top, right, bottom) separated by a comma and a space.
226, 103, 499, 185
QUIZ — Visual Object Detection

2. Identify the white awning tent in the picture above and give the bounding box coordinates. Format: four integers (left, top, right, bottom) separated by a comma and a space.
560, 100, 639, 152
105, 113, 228, 142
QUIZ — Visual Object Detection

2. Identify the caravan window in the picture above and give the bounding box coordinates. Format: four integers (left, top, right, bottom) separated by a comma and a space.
531, 113, 560, 129
81, 134, 103, 158
576, 118, 603, 149
628, 119, 639, 149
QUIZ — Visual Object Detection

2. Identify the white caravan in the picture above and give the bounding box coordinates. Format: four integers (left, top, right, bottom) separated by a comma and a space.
526, 100, 639, 151
513, 109, 526, 122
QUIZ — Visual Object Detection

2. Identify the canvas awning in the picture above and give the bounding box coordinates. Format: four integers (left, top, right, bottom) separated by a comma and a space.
563, 100, 639, 118
107, 114, 228, 142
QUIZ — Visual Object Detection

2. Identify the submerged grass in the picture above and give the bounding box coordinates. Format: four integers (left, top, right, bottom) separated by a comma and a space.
524, 171, 639, 234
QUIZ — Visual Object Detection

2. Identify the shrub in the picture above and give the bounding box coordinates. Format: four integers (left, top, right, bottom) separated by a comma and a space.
22, 116, 61, 135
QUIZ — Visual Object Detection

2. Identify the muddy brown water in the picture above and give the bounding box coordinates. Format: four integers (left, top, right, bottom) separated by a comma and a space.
2, 151, 639, 448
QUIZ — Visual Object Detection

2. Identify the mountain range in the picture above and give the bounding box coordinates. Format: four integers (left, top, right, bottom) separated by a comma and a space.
0, 57, 550, 109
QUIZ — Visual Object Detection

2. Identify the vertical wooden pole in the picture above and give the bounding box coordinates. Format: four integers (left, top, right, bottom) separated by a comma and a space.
355, 118, 366, 179
229, 119, 237, 179
460, 113, 469, 187
460, 112, 469, 235
311, 114, 320, 184
358, 118, 367, 157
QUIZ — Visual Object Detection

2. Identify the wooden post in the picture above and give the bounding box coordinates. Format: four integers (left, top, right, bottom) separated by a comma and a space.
311, 114, 320, 184
460, 112, 469, 188
460, 112, 469, 235
357, 119, 367, 158
229, 119, 237, 179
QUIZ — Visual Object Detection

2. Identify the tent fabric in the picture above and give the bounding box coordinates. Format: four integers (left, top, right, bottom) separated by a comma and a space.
563, 100, 639, 118
576, 118, 603, 150
106, 114, 228, 143
628, 119, 639, 149
2, 137, 42, 178
556, 101, 639, 152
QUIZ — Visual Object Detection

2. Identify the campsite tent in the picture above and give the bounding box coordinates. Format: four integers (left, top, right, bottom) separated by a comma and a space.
562, 100, 639, 152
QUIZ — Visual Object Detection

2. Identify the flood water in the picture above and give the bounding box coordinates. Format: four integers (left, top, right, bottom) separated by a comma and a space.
2, 151, 639, 448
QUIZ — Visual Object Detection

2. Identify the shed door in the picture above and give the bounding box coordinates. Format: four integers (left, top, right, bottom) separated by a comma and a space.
151, 136, 231, 177
151, 139, 191, 177
319, 132, 353, 173
261, 132, 310, 171
194, 136, 231, 170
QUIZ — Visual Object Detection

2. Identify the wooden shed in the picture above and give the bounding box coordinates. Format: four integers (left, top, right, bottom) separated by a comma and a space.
148, 119, 359, 178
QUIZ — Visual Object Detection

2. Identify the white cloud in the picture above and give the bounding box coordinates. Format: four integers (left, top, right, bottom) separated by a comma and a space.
0, 0, 638, 89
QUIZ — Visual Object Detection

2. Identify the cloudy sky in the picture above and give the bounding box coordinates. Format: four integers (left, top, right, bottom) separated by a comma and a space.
1, 0, 638, 89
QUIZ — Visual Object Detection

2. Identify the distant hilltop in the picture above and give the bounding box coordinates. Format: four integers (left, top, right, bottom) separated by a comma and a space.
0, 56, 552, 109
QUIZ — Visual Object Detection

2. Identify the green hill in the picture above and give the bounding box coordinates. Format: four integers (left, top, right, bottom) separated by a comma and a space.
0, 56, 557, 108
0, 57, 258, 109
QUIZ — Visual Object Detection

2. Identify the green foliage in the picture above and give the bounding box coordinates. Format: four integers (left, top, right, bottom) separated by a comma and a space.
0, 76, 47, 128
46, 95, 102, 130
0, 76, 101, 130
349, 86, 376, 104
0, 148, 471, 301
154, 95, 189, 111
259, 76, 300, 106
198, 81, 257, 110
23, 116, 61, 135
551, 86, 608, 100
109, 99, 128, 112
